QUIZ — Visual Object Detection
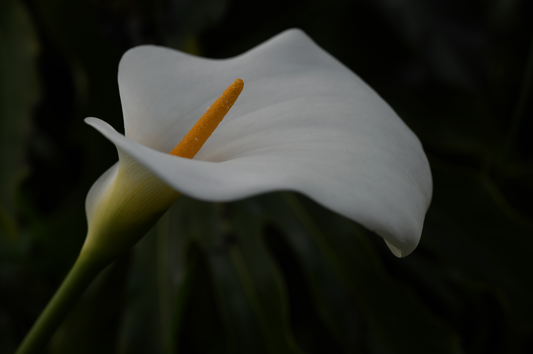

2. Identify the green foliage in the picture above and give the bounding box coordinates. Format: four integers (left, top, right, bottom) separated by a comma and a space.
1, 0, 532, 353
0, 0, 40, 239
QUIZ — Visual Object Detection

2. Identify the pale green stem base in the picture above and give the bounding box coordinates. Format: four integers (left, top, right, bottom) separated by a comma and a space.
15, 251, 109, 354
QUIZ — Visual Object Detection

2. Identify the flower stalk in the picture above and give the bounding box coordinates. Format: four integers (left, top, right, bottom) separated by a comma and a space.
14, 251, 108, 354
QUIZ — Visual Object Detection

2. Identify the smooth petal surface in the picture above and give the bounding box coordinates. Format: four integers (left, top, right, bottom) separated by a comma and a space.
86, 29, 432, 257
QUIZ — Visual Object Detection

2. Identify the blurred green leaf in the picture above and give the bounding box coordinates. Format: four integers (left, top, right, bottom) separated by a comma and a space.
163, 203, 226, 354
386, 86, 503, 167
33, 0, 123, 186
115, 227, 166, 354
260, 192, 463, 354
159, 0, 231, 50
0, 0, 40, 239
422, 161, 533, 332
164, 196, 305, 354
115, 208, 194, 354
224, 202, 306, 354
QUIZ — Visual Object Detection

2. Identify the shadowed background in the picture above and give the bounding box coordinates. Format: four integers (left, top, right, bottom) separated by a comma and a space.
1, 0, 532, 353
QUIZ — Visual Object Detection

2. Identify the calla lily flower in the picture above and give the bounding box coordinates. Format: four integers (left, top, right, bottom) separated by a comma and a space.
84, 28, 432, 259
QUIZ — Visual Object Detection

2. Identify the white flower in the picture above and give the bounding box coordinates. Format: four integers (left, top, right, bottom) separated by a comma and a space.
83, 29, 432, 259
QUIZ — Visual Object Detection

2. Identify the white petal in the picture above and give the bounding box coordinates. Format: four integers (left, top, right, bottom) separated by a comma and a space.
88, 29, 432, 257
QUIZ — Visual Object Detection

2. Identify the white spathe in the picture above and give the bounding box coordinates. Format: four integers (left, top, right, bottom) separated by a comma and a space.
85, 29, 432, 258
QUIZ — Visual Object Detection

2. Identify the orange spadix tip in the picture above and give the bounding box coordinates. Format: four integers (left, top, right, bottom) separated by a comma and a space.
169, 78, 244, 159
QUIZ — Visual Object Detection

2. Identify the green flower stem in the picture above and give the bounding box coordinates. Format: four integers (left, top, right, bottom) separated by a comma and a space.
15, 250, 109, 354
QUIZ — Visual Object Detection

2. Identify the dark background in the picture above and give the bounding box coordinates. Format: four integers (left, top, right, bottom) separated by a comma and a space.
1, 0, 532, 353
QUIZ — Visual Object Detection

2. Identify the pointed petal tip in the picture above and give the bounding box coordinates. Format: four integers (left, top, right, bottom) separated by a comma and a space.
84, 117, 119, 139
84, 117, 97, 125
384, 239, 418, 258
85, 117, 106, 128
384, 240, 406, 258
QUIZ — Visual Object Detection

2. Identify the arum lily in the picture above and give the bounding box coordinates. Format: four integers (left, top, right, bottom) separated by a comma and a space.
86, 28, 431, 258
15, 28, 431, 354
